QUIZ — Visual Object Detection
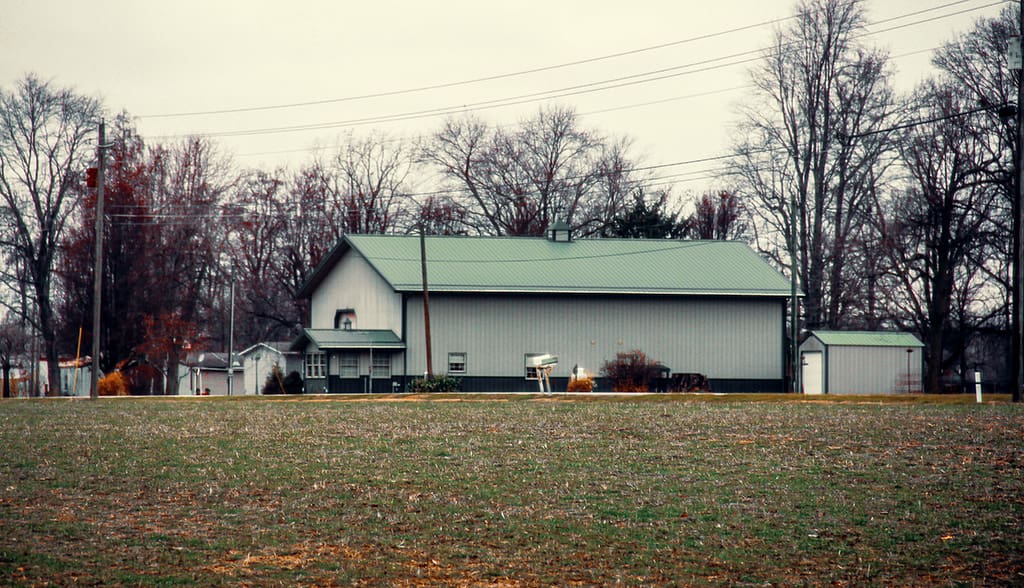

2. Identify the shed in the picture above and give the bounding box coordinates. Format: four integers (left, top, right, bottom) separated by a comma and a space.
800, 331, 924, 395
239, 342, 302, 395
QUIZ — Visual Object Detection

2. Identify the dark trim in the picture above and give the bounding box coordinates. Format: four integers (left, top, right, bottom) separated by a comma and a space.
447, 376, 784, 394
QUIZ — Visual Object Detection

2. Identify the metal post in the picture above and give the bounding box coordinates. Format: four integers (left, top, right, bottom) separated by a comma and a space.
420, 226, 433, 378
227, 267, 235, 396
89, 121, 105, 400
906, 349, 913, 395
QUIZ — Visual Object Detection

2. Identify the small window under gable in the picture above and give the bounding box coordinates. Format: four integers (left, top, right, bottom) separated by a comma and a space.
334, 308, 356, 330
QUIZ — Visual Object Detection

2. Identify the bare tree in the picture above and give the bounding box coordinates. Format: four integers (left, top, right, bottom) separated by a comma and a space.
326, 132, 413, 235
0, 316, 30, 398
424, 106, 639, 237
930, 5, 1018, 396
732, 0, 898, 330
0, 75, 100, 395
881, 81, 1002, 393
686, 191, 747, 240
222, 168, 297, 344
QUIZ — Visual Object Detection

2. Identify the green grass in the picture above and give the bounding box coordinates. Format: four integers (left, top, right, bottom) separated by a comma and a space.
0, 395, 1022, 586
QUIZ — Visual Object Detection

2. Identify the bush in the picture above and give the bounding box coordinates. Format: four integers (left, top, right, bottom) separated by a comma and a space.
98, 371, 128, 396
409, 374, 462, 393
262, 365, 287, 395
567, 377, 594, 392
281, 370, 304, 394
601, 350, 657, 392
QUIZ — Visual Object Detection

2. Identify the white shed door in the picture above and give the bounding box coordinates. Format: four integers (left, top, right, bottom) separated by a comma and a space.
802, 351, 824, 395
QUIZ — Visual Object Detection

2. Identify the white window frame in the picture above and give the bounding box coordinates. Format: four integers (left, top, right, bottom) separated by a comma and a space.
448, 352, 467, 374
339, 353, 359, 379
305, 352, 326, 379
371, 354, 390, 378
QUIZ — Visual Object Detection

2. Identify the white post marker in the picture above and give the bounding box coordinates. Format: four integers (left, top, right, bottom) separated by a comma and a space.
975, 370, 983, 404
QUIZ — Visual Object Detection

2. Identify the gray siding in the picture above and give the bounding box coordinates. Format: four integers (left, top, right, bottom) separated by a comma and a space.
827, 346, 921, 394
404, 293, 784, 384
311, 250, 403, 334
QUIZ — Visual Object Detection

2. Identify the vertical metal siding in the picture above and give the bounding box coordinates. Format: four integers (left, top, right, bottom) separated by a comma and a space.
828, 346, 921, 394
403, 293, 783, 381
310, 251, 402, 335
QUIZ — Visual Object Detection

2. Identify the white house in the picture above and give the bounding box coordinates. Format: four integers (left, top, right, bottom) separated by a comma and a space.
239, 342, 302, 394
36, 357, 99, 396
293, 228, 796, 393
176, 351, 239, 395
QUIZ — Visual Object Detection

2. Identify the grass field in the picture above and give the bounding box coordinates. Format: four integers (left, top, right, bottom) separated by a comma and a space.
1, 394, 1022, 586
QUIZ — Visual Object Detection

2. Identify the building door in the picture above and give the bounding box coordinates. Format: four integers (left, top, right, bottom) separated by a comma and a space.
802, 351, 824, 395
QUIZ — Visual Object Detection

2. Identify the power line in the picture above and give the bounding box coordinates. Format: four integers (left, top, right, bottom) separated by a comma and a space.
136, 15, 799, 120
147, 0, 1003, 143
138, 0, 988, 122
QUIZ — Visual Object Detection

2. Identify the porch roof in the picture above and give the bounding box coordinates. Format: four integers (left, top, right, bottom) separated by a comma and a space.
291, 329, 405, 351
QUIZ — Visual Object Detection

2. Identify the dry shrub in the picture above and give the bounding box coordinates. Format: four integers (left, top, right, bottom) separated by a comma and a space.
98, 371, 128, 396
601, 350, 657, 392
567, 377, 594, 392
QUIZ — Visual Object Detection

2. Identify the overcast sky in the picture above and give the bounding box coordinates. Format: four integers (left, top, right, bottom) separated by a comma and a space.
1, 0, 1009, 196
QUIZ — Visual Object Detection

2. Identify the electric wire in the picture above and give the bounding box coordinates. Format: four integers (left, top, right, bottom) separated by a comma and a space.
143, 0, 1001, 142
137, 0, 987, 121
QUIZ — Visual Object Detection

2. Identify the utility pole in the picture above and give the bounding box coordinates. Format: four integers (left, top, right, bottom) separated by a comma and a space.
419, 226, 433, 378
1014, 6, 1024, 402
89, 121, 106, 400
790, 193, 801, 394
227, 266, 235, 396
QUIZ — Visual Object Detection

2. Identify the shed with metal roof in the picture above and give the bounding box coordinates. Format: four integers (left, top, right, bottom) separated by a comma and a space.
800, 331, 924, 395
294, 232, 795, 393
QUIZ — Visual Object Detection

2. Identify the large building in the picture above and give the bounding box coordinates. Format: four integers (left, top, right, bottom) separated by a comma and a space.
293, 228, 794, 393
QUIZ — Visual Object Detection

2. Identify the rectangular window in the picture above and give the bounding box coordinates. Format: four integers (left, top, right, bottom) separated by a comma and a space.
339, 353, 359, 379
448, 352, 467, 374
305, 352, 326, 379
371, 354, 390, 378
524, 353, 544, 380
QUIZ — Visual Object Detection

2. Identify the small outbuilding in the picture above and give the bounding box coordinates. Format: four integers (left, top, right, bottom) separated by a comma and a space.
800, 331, 924, 395
239, 342, 302, 395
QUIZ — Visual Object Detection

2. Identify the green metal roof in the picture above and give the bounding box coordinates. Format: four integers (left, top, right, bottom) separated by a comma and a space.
810, 331, 924, 348
327, 235, 793, 297
294, 329, 405, 350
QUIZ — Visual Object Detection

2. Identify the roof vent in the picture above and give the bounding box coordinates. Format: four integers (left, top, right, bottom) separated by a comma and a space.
546, 219, 572, 242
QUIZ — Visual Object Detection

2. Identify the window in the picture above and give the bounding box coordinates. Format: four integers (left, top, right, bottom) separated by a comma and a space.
305, 352, 326, 379
448, 352, 467, 374
524, 353, 544, 380
371, 354, 390, 378
339, 353, 359, 379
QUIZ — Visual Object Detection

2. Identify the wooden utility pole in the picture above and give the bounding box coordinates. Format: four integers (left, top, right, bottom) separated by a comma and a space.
790, 192, 801, 394
89, 121, 105, 400
420, 226, 433, 378
1014, 5, 1024, 402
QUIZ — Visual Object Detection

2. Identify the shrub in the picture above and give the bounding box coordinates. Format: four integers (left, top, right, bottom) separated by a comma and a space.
281, 370, 304, 394
601, 350, 657, 393
97, 371, 128, 396
567, 377, 594, 393
409, 374, 462, 393
262, 365, 288, 395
